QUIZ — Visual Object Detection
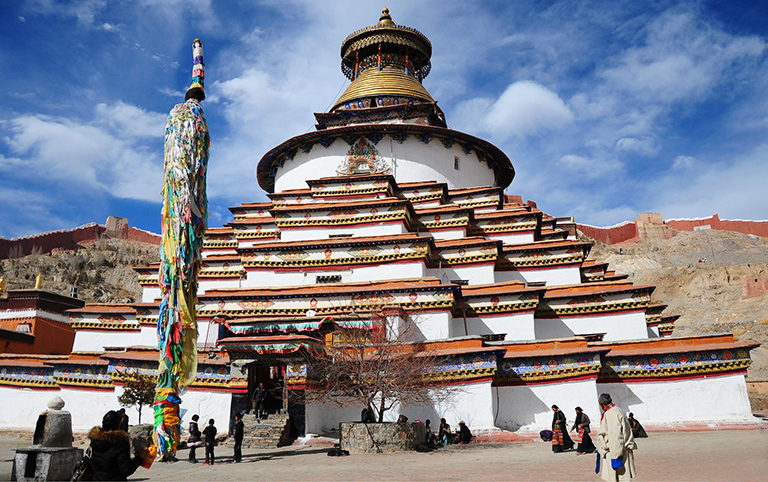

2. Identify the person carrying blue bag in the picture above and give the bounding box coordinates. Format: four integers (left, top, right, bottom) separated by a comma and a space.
595, 393, 637, 481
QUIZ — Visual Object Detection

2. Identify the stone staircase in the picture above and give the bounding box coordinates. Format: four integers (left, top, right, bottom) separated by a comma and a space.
239, 412, 292, 449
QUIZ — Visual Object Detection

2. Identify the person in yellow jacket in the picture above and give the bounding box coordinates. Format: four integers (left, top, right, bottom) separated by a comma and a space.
595, 393, 637, 481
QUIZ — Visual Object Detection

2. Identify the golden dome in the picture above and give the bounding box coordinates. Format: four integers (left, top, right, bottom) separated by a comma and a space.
333, 65, 435, 110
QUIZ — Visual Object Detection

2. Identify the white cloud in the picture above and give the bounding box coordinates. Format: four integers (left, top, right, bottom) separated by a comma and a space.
3, 106, 163, 202
456, 81, 574, 141
94, 101, 166, 138
557, 154, 623, 180
653, 144, 768, 221
615, 137, 658, 156
672, 155, 695, 170
600, 10, 765, 105
18, 16, 26, 22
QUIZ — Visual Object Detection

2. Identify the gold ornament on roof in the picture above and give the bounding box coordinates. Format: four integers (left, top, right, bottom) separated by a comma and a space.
378, 7, 395, 26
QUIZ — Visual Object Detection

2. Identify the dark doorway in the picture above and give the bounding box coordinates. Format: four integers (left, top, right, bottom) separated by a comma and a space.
247, 364, 285, 415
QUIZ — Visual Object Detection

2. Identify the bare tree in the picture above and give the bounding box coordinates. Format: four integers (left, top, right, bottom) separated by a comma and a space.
303, 310, 456, 423
117, 371, 156, 424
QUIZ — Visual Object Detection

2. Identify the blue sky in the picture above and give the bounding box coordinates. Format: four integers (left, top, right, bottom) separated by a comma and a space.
2, 0, 767, 238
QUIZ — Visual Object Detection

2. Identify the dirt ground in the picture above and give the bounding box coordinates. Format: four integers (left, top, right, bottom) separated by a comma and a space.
2, 429, 767, 481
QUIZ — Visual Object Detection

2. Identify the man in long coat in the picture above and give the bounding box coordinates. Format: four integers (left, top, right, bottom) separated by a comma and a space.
595, 393, 637, 481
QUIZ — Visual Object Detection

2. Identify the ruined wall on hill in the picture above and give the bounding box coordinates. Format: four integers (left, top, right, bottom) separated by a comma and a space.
0, 221, 160, 260
577, 222, 638, 245
666, 214, 768, 238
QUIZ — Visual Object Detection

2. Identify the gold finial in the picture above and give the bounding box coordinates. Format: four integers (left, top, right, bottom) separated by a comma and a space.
378, 7, 395, 26
0, 277, 5, 293
35, 273, 43, 290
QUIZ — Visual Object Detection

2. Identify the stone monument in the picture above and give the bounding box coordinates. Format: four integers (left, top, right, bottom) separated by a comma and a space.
12, 396, 83, 482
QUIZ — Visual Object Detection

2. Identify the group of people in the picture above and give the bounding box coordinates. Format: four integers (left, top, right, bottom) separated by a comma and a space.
187, 412, 246, 465
548, 404, 596, 455
544, 393, 641, 481
424, 418, 473, 447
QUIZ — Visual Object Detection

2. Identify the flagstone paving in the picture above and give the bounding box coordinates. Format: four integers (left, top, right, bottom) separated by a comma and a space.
1, 429, 766, 481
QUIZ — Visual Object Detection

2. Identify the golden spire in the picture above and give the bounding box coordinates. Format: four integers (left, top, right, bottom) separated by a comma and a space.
35, 273, 43, 289
378, 7, 395, 26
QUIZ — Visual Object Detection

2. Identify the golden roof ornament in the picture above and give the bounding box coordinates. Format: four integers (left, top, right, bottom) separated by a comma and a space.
334, 7, 435, 110
378, 7, 395, 26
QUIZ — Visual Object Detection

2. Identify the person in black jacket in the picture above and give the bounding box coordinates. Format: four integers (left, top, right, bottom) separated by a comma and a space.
202, 418, 217, 465
233, 413, 244, 462
88, 410, 143, 481
252, 383, 267, 419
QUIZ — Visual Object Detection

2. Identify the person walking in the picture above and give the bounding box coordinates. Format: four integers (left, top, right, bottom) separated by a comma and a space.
187, 414, 203, 463
571, 406, 596, 454
252, 382, 267, 419
202, 418, 217, 466
233, 413, 244, 462
551, 405, 574, 453
595, 393, 637, 481
88, 410, 143, 481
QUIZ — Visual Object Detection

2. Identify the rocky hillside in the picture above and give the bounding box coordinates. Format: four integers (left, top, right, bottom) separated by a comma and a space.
584, 225, 768, 380
0, 239, 159, 303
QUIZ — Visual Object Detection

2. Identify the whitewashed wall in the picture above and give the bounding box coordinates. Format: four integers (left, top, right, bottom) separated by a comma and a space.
0, 388, 66, 430
415, 311, 452, 340
425, 263, 496, 286
72, 330, 143, 352
304, 400, 360, 435
280, 223, 409, 242
245, 261, 426, 288
141, 287, 161, 303
304, 380, 495, 433
486, 232, 535, 245
453, 312, 536, 340
425, 228, 468, 241
599, 372, 755, 423
493, 377, 599, 432
496, 266, 581, 286
395, 380, 496, 430
534, 311, 649, 341
274, 138, 497, 193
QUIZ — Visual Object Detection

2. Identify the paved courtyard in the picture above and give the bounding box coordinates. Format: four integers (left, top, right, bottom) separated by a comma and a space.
1, 429, 767, 481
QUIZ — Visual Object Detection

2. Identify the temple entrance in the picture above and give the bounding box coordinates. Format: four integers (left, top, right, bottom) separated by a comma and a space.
247, 364, 287, 416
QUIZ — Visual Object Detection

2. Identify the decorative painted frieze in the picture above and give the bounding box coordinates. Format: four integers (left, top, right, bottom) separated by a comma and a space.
308, 175, 394, 199
494, 350, 604, 386
240, 235, 433, 270
0, 363, 59, 390
540, 285, 653, 318
197, 281, 458, 318
498, 241, 590, 270
52, 361, 113, 390
445, 187, 502, 211
270, 199, 412, 228
199, 256, 246, 279
228, 218, 280, 240
600, 345, 756, 381
470, 211, 541, 236
433, 239, 500, 266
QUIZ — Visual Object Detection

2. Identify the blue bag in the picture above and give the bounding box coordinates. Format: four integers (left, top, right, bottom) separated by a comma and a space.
611, 458, 624, 469
595, 452, 600, 474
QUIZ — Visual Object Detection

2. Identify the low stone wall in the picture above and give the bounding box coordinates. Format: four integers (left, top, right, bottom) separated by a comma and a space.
340, 422, 425, 454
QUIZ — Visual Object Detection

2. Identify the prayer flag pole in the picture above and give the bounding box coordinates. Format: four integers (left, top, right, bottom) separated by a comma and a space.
153, 38, 209, 462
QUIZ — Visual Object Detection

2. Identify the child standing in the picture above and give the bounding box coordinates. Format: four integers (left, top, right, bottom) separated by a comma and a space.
202, 418, 217, 465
